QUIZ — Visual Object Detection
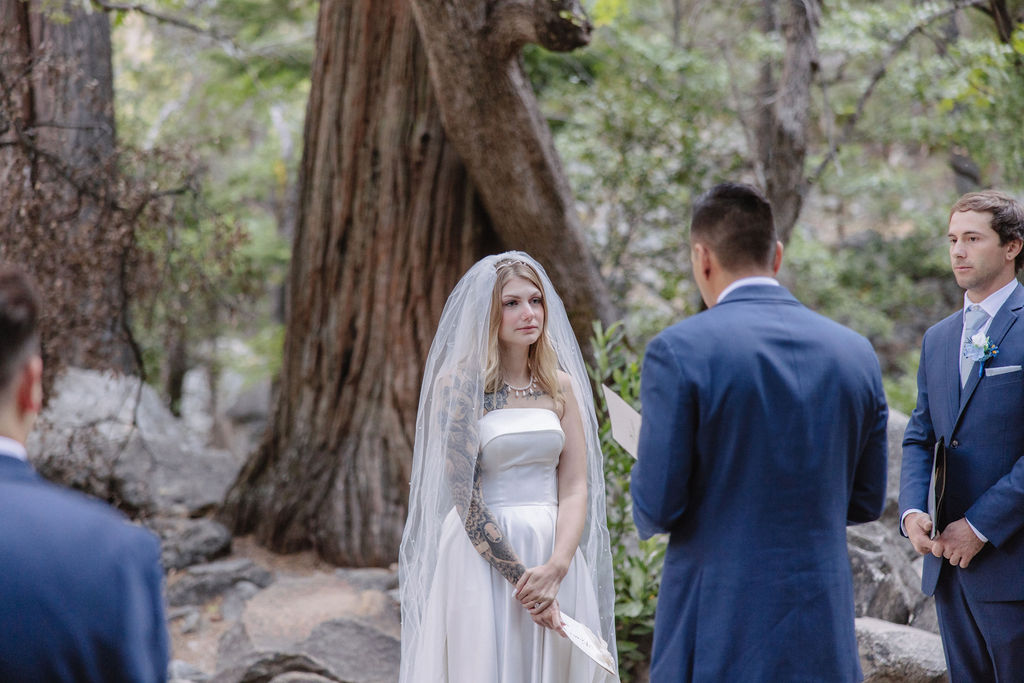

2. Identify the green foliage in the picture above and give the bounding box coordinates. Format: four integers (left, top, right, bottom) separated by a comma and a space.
588, 321, 663, 682
110, 0, 310, 396
817, 1, 1024, 187
528, 12, 743, 340
784, 218, 960, 412
884, 350, 921, 416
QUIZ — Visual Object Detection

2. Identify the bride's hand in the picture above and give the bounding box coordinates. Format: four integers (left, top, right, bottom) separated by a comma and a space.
514, 561, 565, 614
530, 598, 566, 637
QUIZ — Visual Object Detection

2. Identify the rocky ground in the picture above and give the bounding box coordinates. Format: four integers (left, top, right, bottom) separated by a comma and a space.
27, 368, 949, 682
164, 537, 399, 683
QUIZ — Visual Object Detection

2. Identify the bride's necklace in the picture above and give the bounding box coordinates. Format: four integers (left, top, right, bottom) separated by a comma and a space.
504, 374, 536, 398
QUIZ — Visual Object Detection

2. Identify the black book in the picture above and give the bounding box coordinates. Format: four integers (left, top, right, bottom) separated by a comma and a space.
927, 436, 946, 539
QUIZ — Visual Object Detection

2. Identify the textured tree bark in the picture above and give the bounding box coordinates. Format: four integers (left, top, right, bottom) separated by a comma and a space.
0, 0, 136, 375
409, 0, 613, 343
222, 0, 611, 566
754, 0, 819, 245
220, 0, 497, 565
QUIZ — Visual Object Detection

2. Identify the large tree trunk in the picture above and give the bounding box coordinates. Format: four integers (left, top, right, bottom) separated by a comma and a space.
409, 0, 611, 343
754, 0, 819, 244
219, 0, 495, 565
221, 0, 609, 566
0, 0, 136, 377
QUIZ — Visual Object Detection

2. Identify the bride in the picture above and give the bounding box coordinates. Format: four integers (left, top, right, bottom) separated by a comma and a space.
399, 253, 618, 682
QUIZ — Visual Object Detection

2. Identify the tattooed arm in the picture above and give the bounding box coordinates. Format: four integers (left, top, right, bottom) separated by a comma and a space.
443, 371, 526, 586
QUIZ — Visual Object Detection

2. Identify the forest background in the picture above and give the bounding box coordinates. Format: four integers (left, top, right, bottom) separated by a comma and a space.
2, 0, 1024, 678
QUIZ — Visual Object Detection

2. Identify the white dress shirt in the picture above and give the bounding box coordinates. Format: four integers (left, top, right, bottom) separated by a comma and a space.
957, 277, 1018, 351
717, 276, 780, 304
0, 435, 27, 461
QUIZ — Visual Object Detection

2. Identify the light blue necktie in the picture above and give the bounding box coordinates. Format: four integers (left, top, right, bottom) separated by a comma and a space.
961, 304, 989, 387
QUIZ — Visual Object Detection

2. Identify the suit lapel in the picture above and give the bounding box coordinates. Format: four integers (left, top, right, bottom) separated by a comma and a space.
955, 283, 1024, 427
942, 318, 961, 429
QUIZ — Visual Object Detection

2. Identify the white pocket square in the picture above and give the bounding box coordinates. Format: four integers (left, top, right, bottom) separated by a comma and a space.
985, 365, 1022, 377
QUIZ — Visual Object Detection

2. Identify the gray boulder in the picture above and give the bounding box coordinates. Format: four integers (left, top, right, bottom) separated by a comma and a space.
268, 674, 342, 683
169, 659, 212, 682
167, 558, 274, 607
334, 568, 398, 593
299, 618, 399, 683
212, 573, 399, 683
149, 517, 233, 571
27, 368, 241, 517
211, 652, 342, 683
857, 617, 947, 682
882, 410, 909, 526
847, 521, 927, 625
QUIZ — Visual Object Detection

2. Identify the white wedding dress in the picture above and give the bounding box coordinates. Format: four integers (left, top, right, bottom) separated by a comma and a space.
410, 408, 612, 682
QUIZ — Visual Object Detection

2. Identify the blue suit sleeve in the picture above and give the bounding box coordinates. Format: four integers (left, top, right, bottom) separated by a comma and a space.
847, 350, 888, 524
113, 529, 170, 683
899, 334, 937, 536
631, 334, 696, 539
966, 455, 1024, 547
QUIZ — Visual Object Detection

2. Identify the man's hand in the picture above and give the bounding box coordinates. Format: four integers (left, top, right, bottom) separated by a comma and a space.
905, 512, 935, 555
933, 518, 985, 568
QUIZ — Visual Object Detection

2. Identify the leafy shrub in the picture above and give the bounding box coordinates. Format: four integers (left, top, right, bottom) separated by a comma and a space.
589, 321, 665, 681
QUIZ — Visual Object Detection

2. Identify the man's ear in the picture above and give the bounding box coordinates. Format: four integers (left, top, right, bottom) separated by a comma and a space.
771, 240, 784, 275
1006, 238, 1022, 263
15, 356, 43, 417
692, 242, 713, 278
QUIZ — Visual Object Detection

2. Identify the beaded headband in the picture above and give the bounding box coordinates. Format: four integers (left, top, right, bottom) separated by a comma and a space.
494, 257, 531, 272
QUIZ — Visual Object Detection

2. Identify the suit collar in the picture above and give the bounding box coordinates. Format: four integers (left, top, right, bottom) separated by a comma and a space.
955, 281, 1024, 425
0, 453, 36, 482
716, 283, 800, 306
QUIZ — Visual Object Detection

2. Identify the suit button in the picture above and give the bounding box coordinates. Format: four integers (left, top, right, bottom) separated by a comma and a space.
950, 440, 959, 448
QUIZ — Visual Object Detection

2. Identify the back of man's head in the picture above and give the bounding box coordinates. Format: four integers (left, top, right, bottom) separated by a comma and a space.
0, 265, 41, 396
690, 183, 776, 272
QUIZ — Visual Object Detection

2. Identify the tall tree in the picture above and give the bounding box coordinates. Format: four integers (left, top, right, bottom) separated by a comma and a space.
0, 0, 137, 377
754, 0, 820, 244
221, 0, 606, 565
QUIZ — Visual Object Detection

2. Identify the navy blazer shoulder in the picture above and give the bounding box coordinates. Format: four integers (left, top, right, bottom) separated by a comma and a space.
0, 455, 169, 682
653, 284, 877, 366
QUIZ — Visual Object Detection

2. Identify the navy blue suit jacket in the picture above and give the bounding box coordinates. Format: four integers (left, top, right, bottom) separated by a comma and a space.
0, 454, 169, 682
900, 282, 1024, 600
632, 285, 888, 682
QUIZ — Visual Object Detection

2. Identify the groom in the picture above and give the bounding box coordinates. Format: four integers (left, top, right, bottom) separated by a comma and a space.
631, 183, 888, 681
899, 190, 1024, 681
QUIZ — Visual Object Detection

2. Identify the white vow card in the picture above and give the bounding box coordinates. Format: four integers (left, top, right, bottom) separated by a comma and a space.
602, 385, 641, 459
560, 611, 617, 675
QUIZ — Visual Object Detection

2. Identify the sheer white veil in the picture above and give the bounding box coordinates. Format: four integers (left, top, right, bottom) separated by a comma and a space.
398, 251, 616, 672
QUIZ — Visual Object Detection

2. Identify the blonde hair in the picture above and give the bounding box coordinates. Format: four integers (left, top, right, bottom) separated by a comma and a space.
485, 259, 563, 410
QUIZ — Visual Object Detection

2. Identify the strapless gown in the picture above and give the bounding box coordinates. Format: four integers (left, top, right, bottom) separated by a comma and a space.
410, 408, 611, 682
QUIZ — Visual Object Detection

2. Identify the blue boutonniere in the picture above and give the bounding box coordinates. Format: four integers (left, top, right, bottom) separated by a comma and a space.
963, 332, 999, 377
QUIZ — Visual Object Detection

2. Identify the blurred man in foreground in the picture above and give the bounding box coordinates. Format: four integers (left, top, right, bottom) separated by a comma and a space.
0, 264, 169, 682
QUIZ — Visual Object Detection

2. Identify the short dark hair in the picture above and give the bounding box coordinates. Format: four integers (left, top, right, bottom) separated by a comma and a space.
690, 183, 777, 271
0, 265, 41, 392
950, 190, 1024, 273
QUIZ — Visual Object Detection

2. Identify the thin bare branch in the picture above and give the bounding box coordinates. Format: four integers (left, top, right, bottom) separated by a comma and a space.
810, 0, 988, 185
91, 0, 243, 56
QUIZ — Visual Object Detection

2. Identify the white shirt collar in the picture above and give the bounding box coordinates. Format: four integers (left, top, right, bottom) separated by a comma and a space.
0, 436, 27, 461
963, 278, 1019, 321
717, 276, 780, 304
